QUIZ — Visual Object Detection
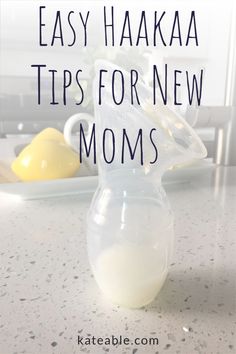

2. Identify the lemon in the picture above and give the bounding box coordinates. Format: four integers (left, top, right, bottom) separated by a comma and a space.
31, 127, 66, 144
12, 140, 80, 181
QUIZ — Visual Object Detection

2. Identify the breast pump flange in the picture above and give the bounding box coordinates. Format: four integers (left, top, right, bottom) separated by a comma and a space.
86, 60, 207, 309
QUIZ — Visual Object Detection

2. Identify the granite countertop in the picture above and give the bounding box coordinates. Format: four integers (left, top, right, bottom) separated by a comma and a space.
0, 166, 235, 354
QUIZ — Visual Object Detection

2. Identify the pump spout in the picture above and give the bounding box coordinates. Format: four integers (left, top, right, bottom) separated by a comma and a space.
140, 98, 207, 175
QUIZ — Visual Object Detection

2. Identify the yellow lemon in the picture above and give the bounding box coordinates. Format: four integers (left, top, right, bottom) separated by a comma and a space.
11, 140, 80, 181
31, 127, 66, 144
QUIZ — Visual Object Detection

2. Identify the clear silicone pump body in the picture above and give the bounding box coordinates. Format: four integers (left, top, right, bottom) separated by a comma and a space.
87, 61, 207, 308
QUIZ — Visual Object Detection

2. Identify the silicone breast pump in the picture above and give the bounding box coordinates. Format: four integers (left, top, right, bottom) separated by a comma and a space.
87, 61, 207, 308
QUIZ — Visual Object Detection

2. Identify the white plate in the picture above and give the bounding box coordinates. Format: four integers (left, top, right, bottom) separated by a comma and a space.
0, 137, 213, 200
0, 175, 98, 200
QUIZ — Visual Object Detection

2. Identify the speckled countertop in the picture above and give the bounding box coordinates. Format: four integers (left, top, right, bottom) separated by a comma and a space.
0, 166, 235, 354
